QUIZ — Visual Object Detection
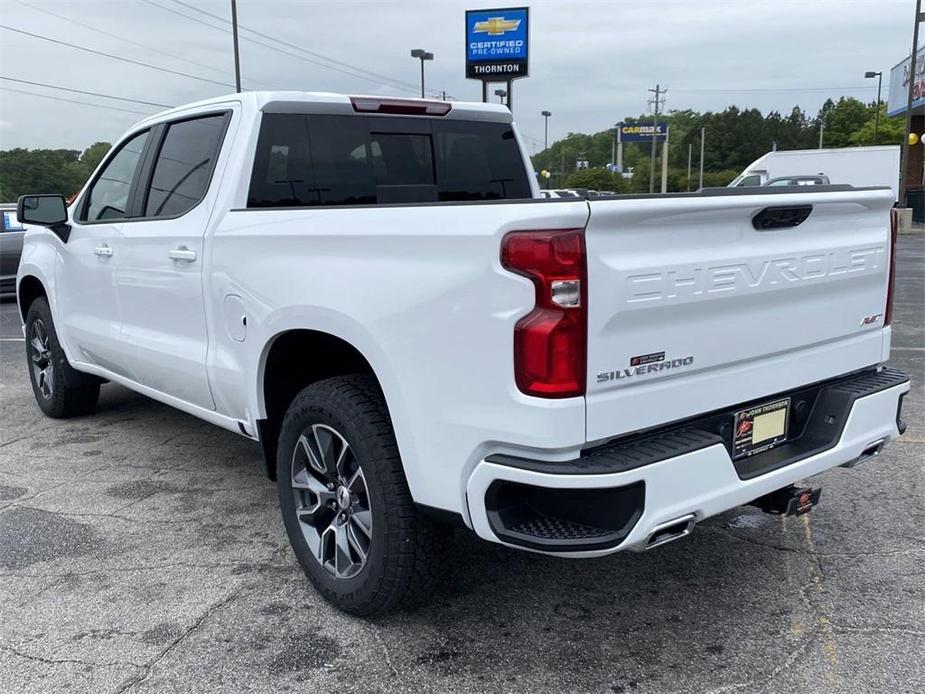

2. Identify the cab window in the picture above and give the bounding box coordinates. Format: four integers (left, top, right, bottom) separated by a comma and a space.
80, 130, 149, 222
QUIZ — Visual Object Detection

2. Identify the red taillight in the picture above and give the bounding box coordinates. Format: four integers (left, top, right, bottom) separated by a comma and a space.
349, 96, 452, 116
501, 229, 587, 398
885, 208, 898, 326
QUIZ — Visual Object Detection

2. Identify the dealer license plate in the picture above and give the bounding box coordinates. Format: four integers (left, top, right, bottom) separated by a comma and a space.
732, 397, 790, 460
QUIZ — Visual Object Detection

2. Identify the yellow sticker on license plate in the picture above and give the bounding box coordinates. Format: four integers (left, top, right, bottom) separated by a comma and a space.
733, 398, 790, 459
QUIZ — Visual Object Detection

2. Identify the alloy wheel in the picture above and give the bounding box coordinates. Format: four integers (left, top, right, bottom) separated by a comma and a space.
29, 319, 54, 399
290, 424, 372, 579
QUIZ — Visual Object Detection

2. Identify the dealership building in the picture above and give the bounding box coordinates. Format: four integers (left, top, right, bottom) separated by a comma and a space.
889, 47, 925, 197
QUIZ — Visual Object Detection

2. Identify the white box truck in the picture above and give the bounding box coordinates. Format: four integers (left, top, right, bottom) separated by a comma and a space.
729, 145, 900, 202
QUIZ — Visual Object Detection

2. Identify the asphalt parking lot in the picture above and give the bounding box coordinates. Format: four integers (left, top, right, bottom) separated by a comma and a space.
0, 234, 922, 694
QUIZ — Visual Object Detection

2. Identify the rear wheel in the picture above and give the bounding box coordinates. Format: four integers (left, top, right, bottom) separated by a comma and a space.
276, 375, 448, 616
25, 298, 100, 418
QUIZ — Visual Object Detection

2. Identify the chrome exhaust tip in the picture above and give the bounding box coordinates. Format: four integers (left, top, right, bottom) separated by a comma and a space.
841, 439, 886, 468
645, 513, 696, 550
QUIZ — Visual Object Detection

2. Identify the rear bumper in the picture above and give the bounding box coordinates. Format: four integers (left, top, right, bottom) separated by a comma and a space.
465, 367, 909, 557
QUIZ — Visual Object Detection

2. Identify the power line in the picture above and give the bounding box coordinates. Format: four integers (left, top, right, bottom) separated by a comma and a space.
17, 0, 287, 90
143, 0, 451, 98
141, 0, 387, 87
0, 23, 235, 89
0, 85, 155, 116
168, 0, 435, 94
0, 76, 172, 108
672, 86, 884, 93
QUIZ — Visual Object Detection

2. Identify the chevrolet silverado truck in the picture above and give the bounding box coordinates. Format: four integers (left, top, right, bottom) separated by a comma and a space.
16, 92, 908, 615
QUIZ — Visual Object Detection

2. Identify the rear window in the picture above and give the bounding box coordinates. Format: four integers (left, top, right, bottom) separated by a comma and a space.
248, 114, 530, 207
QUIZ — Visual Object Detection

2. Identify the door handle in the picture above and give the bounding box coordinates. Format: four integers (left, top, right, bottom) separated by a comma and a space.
93, 245, 113, 257
168, 247, 197, 262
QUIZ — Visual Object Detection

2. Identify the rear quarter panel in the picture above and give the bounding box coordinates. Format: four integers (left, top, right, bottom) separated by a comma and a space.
207, 200, 590, 514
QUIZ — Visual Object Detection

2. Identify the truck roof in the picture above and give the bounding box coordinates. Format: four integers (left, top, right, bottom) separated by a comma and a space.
132, 91, 513, 129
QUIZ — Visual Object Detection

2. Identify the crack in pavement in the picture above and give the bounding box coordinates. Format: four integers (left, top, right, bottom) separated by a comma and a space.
0, 642, 146, 670
0, 555, 292, 580
706, 524, 925, 557
111, 589, 248, 694
0, 480, 67, 512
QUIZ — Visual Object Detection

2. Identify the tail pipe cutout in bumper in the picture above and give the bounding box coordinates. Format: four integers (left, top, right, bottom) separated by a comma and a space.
476, 367, 909, 554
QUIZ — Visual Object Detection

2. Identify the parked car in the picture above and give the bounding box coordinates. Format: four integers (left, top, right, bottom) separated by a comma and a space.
539, 189, 580, 198
15, 92, 908, 615
1, 203, 26, 298
763, 175, 831, 187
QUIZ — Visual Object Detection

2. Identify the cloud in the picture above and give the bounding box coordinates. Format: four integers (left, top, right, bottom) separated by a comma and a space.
0, 0, 907, 149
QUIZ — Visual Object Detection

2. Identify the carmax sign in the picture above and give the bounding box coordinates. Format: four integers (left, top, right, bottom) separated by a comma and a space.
618, 123, 668, 142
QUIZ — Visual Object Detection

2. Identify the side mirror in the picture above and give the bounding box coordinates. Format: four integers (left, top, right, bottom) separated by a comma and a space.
17, 194, 70, 242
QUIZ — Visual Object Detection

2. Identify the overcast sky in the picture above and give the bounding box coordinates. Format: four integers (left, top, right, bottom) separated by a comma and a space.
0, 0, 913, 152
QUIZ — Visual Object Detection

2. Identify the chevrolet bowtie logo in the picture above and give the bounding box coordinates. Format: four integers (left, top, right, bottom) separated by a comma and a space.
473, 16, 521, 35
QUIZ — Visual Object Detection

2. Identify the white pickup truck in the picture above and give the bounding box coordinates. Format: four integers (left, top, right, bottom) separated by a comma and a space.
16, 92, 908, 615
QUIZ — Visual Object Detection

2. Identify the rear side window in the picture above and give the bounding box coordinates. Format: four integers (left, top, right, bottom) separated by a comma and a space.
144, 114, 228, 217
432, 120, 529, 201
248, 114, 530, 208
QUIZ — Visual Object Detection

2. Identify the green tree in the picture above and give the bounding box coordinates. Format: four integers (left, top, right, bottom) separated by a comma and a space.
561, 168, 628, 192
0, 148, 83, 201
817, 97, 873, 148
850, 104, 905, 146
79, 142, 112, 174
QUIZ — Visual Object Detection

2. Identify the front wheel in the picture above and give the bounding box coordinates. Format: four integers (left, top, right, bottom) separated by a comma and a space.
276, 375, 448, 616
24, 298, 100, 418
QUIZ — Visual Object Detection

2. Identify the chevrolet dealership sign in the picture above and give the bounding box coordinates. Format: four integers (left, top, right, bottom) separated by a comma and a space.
888, 47, 925, 117
465, 7, 529, 80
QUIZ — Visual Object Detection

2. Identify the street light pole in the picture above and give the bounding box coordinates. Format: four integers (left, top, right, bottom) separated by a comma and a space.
541, 110, 551, 151
865, 71, 883, 145
494, 88, 507, 105
409, 49, 433, 98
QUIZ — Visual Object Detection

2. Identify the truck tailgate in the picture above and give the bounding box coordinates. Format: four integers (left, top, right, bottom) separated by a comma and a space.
584, 188, 894, 443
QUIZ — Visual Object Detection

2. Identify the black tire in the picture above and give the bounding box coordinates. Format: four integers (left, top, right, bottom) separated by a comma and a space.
276, 374, 449, 616
24, 297, 100, 418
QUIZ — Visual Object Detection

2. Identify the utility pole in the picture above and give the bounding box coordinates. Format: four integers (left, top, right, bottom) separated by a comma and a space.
560, 148, 565, 188
660, 126, 670, 193
230, 0, 241, 93
616, 124, 623, 173
698, 126, 705, 189
687, 142, 692, 191
818, 119, 825, 149
901, 0, 923, 207
648, 84, 664, 194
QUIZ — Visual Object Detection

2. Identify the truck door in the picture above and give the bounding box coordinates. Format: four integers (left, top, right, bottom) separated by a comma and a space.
112, 112, 231, 410
58, 129, 151, 376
